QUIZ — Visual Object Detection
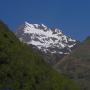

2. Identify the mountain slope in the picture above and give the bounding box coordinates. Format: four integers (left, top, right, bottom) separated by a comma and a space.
16, 22, 77, 65
0, 21, 80, 90
55, 36, 90, 90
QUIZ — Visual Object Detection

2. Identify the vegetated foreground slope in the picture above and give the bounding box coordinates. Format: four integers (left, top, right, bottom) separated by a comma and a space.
0, 21, 80, 90
55, 37, 90, 90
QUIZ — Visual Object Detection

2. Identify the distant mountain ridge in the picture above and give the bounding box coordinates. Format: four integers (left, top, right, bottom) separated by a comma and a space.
16, 21, 76, 54
16, 21, 77, 65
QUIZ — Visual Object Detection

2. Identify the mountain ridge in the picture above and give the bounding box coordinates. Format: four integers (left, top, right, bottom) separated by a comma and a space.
55, 36, 90, 90
16, 21, 76, 54
16, 21, 77, 65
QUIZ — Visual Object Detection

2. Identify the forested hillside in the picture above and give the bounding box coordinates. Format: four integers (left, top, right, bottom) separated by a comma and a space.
0, 21, 80, 90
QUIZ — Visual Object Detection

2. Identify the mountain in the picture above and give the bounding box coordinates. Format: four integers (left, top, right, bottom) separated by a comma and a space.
55, 36, 90, 90
16, 21, 77, 65
0, 21, 80, 90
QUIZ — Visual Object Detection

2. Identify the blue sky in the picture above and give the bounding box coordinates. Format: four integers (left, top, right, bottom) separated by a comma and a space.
0, 0, 90, 41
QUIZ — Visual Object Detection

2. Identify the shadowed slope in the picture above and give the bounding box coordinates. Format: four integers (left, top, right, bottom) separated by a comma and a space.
56, 36, 90, 90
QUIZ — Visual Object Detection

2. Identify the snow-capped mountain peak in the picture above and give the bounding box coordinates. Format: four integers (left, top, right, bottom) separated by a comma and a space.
16, 21, 76, 55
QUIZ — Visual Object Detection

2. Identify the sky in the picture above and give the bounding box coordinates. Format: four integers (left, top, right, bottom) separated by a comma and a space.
0, 0, 90, 41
